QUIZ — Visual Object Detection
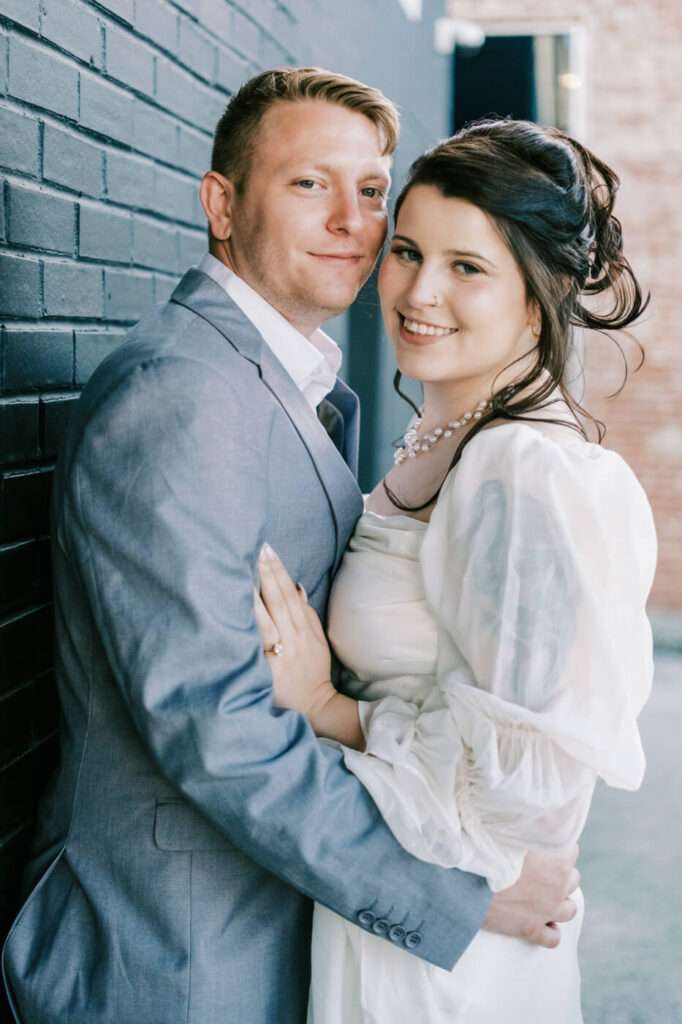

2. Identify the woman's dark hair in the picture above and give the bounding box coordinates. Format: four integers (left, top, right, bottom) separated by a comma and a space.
386, 118, 649, 512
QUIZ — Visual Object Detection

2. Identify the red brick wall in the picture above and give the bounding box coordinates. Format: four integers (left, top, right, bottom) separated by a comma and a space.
450, 0, 682, 620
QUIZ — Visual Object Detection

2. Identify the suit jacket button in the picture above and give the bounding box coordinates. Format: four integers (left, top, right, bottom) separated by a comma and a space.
357, 910, 375, 928
388, 925, 406, 943
371, 917, 390, 936
404, 931, 422, 949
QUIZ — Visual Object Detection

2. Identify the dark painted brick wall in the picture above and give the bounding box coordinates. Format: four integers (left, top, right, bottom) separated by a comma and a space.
0, 1, 447, 1016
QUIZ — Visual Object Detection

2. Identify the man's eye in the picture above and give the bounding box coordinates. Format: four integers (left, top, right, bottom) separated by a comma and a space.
361, 187, 385, 199
297, 180, 317, 189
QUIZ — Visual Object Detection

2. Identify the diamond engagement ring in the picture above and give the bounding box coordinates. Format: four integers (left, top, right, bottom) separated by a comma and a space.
271, 642, 284, 656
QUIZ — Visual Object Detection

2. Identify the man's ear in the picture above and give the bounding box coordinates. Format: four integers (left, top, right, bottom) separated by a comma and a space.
200, 171, 235, 241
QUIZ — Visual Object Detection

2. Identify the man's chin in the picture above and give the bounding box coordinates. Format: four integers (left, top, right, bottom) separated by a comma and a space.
313, 283, 366, 319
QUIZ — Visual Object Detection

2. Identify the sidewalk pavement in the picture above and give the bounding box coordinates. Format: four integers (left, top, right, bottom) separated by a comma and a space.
579, 651, 682, 1023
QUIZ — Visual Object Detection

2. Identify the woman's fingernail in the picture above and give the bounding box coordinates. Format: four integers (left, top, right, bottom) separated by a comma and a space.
259, 542, 275, 562
296, 582, 308, 602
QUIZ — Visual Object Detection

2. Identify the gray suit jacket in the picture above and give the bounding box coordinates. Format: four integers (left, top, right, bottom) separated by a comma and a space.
2, 269, 491, 1023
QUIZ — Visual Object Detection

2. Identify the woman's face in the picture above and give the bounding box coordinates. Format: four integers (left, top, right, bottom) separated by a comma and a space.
378, 185, 537, 402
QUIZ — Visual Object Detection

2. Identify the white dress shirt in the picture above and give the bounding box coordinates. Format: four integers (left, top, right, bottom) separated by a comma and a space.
198, 253, 342, 410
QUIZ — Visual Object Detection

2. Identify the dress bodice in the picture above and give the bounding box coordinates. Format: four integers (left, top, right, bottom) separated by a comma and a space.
327, 511, 436, 706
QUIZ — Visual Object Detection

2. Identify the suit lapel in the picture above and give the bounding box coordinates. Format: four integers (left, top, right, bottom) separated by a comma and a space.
171, 268, 265, 364
171, 269, 363, 571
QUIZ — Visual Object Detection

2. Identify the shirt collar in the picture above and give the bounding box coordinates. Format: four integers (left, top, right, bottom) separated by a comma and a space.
198, 253, 341, 409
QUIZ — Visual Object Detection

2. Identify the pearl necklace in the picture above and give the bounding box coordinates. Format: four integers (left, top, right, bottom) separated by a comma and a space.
393, 399, 491, 466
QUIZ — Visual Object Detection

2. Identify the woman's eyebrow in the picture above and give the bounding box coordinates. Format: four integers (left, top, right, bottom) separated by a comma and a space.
446, 249, 495, 266
392, 236, 495, 267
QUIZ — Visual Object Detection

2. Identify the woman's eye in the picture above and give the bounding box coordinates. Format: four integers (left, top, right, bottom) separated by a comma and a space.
454, 261, 481, 275
392, 246, 421, 263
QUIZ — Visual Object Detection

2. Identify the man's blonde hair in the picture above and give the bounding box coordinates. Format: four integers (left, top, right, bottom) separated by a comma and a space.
211, 67, 400, 191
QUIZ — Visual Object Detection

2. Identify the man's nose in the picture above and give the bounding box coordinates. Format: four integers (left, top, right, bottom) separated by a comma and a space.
327, 189, 364, 234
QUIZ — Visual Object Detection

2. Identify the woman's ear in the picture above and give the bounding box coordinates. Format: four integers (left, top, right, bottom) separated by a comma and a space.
527, 299, 542, 338
200, 171, 235, 242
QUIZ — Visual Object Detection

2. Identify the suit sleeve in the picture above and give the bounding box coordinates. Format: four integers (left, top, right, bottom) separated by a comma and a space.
62, 353, 491, 971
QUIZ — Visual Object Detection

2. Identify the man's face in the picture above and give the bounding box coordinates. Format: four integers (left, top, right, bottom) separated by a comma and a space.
217, 100, 392, 337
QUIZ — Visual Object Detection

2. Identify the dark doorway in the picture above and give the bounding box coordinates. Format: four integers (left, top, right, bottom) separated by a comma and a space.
453, 35, 537, 131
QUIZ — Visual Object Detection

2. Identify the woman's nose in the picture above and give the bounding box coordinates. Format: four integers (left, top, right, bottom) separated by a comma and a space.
405, 268, 442, 309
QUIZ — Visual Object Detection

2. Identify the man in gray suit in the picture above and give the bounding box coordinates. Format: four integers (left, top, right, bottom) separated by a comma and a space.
3, 68, 578, 1023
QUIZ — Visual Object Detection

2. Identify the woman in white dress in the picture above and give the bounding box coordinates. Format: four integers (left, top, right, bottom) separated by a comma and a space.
256, 119, 656, 1022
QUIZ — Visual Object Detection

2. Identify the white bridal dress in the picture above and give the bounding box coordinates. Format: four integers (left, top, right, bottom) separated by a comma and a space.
310, 422, 657, 1024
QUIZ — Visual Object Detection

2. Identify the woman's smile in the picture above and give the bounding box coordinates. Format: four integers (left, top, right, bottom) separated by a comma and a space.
399, 313, 459, 339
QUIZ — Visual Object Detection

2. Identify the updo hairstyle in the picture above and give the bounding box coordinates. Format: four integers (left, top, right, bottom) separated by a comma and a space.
392, 118, 649, 463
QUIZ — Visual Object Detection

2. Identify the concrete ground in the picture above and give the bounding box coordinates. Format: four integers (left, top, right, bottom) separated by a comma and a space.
579, 651, 682, 1023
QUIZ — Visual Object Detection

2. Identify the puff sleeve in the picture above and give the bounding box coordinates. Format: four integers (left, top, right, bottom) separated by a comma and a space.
343, 424, 657, 890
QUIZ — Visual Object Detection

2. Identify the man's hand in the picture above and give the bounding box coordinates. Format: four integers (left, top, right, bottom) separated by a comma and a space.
483, 846, 580, 949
